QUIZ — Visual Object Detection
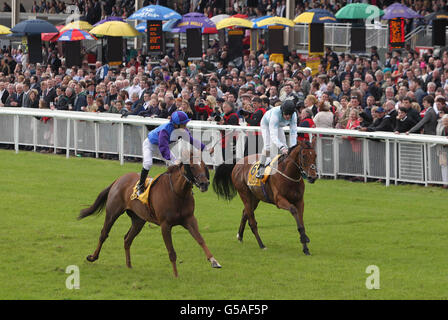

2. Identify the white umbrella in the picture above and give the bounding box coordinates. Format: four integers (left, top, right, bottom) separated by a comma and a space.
210, 14, 230, 25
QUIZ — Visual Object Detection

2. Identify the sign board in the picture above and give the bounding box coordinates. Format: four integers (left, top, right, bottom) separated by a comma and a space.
308, 23, 324, 56
186, 28, 202, 59
389, 18, 405, 49
147, 20, 163, 54
268, 26, 284, 54
415, 46, 433, 57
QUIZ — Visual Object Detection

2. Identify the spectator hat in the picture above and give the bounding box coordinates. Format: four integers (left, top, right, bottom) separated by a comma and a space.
353, 78, 362, 81
375, 107, 385, 113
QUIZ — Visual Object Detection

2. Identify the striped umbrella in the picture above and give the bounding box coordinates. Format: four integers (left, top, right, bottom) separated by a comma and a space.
294, 9, 337, 24
60, 20, 94, 32
57, 29, 97, 41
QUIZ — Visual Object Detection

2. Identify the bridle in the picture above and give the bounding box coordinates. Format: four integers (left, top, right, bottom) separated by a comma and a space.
272, 145, 316, 183
168, 163, 209, 197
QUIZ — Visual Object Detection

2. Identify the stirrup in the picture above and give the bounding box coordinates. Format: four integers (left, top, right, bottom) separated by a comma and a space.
136, 183, 145, 196
256, 165, 266, 179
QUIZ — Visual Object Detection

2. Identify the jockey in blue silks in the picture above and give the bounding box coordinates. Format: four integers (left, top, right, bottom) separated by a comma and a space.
137, 111, 213, 195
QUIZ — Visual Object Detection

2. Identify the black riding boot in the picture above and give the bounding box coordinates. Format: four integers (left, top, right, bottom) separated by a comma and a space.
137, 168, 149, 196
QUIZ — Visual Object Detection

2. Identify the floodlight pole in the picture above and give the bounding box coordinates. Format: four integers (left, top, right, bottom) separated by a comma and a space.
11, 0, 20, 27
286, 0, 295, 51
134, 0, 143, 51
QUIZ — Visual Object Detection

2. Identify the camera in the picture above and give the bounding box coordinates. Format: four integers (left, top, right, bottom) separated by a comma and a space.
214, 115, 222, 122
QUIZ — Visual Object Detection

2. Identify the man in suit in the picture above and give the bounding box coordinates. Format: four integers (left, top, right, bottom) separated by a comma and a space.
407, 95, 439, 135
22, 82, 31, 108
30, 75, 41, 96
74, 83, 87, 112
0, 81, 9, 106
15, 83, 24, 108
43, 79, 57, 107
4, 84, 18, 107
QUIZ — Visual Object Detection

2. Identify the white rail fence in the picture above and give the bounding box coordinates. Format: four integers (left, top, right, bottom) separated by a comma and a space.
1, 108, 448, 187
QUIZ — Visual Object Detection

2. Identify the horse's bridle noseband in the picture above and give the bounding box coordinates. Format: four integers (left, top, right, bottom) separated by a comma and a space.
277, 146, 316, 182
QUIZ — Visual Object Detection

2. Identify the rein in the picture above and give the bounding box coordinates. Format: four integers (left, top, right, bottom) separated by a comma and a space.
272, 146, 314, 183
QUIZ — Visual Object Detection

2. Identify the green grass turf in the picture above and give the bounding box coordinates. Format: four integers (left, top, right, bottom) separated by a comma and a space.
0, 149, 447, 299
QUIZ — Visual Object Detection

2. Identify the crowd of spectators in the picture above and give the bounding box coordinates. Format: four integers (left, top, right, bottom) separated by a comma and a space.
1, 2, 448, 185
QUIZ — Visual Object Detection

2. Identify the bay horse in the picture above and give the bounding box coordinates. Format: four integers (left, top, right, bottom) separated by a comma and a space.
212, 139, 318, 255
78, 152, 221, 277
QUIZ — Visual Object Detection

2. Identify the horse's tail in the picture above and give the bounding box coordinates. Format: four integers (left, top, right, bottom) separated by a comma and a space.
213, 163, 237, 201
78, 181, 115, 220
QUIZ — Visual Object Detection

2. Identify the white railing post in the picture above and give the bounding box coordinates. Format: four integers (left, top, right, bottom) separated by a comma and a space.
385, 138, 390, 187
119, 122, 124, 165
53, 118, 58, 154
66, 119, 71, 159
14, 115, 19, 153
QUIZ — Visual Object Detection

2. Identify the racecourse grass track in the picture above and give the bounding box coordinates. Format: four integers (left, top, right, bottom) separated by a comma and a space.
0, 149, 447, 300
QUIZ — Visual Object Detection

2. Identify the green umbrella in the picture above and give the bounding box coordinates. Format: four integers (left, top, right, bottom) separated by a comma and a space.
335, 3, 384, 20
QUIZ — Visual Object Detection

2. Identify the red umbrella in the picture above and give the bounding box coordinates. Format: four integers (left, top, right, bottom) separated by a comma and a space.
41, 25, 64, 42
232, 13, 249, 19
202, 27, 217, 34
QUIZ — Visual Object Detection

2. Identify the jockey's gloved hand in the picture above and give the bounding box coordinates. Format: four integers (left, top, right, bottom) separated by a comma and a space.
280, 146, 289, 155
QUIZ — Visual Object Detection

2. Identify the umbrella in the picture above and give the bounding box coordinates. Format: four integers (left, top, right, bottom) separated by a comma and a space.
424, 10, 448, 21
232, 14, 249, 19
382, 3, 422, 20
128, 4, 181, 21
93, 16, 125, 26
169, 12, 215, 33
136, 22, 147, 33
210, 14, 230, 25
41, 25, 64, 42
90, 21, 140, 37
162, 18, 181, 32
60, 20, 93, 32
256, 16, 294, 28
294, 9, 337, 24
216, 17, 253, 29
11, 19, 58, 34
335, 3, 384, 20
251, 16, 272, 29
57, 29, 97, 41
0, 25, 11, 35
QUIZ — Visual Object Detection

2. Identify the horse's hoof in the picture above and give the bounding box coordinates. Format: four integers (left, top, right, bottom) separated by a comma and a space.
236, 233, 243, 242
86, 255, 97, 262
261, 246, 267, 250
303, 249, 311, 256
210, 257, 222, 268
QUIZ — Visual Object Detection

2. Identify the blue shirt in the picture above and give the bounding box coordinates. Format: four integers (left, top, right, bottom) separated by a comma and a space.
148, 122, 205, 160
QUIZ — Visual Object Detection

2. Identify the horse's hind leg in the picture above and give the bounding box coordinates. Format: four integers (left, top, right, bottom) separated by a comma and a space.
184, 216, 221, 269
239, 193, 264, 249
237, 210, 248, 242
124, 210, 146, 268
87, 205, 124, 263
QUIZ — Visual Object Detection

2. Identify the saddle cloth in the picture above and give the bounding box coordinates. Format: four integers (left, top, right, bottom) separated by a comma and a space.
247, 154, 281, 187
130, 174, 161, 205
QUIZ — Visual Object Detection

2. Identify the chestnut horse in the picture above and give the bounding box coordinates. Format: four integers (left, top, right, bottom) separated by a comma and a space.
78, 153, 221, 277
212, 139, 318, 255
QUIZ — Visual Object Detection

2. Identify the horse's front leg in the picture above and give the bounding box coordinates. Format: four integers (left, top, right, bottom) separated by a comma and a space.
184, 216, 222, 269
275, 196, 310, 256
